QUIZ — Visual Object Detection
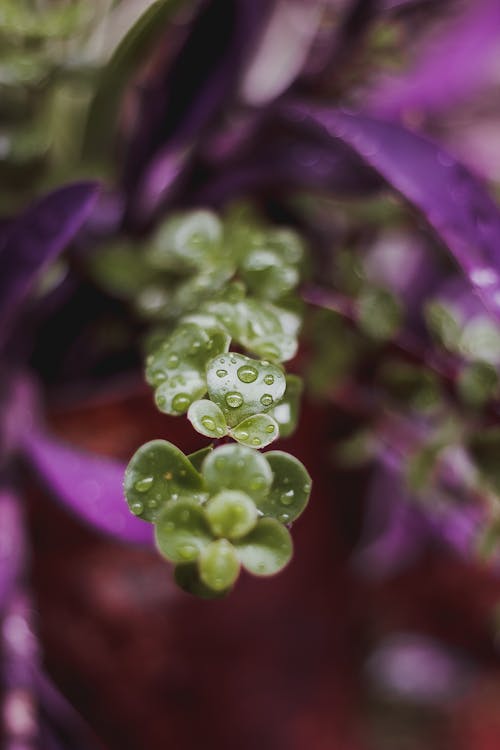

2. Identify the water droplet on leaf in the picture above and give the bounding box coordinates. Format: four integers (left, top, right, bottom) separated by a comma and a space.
237, 365, 258, 383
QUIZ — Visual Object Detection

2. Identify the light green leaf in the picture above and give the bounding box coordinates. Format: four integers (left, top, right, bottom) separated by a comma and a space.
202, 444, 273, 502
258, 452, 312, 523
155, 500, 212, 563
187, 399, 228, 438
206, 352, 285, 427
174, 562, 228, 599
187, 445, 213, 473
198, 539, 240, 591
147, 210, 223, 271
235, 518, 293, 576
358, 287, 403, 341
230, 413, 279, 448
124, 439, 205, 522
205, 490, 257, 540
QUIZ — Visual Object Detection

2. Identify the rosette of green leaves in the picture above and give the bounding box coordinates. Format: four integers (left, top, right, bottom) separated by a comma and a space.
124, 442, 312, 597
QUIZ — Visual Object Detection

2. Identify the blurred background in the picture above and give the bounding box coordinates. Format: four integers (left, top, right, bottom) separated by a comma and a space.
3, 1, 500, 748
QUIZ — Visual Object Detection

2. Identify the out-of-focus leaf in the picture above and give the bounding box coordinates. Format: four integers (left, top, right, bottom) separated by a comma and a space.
288, 105, 500, 321
369, 0, 500, 118
0, 182, 99, 349
21, 430, 153, 544
83, 0, 186, 162
0, 491, 26, 610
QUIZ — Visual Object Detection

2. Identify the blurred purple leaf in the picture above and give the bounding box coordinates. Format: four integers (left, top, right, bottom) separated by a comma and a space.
0, 183, 99, 350
369, 0, 500, 118
0, 491, 26, 611
124, 0, 274, 222
21, 430, 153, 546
285, 104, 500, 319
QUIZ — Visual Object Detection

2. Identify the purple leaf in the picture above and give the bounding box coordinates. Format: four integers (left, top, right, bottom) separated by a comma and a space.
0, 491, 26, 610
21, 430, 153, 546
0, 182, 99, 349
284, 103, 500, 320
369, 0, 500, 118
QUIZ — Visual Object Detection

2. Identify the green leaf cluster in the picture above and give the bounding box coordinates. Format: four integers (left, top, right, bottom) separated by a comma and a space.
124, 441, 311, 597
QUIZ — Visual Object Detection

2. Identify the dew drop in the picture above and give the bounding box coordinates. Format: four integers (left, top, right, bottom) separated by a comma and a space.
147, 498, 159, 509
225, 391, 243, 408
191, 341, 201, 351
130, 501, 144, 516
237, 365, 258, 383
278, 513, 290, 523
172, 393, 191, 412
216, 369, 228, 378
234, 430, 249, 440
219, 358, 226, 364
201, 416, 216, 431
178, 544, 197, 560
230, 357, 237, 364
265, 424, 275, 434
156, 395, 166, 408
216, 427, 225, 435
264, 374, 274, 385
251, 437, 262, 446
167, 354, 179, 368
151, 370, 166, 384
280, 490, 295, 506
260, 394, 273, 407
134, 476, 154, 493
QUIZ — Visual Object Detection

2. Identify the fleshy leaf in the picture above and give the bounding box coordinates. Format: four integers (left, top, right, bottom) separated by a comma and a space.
187, 399, 228, 438
155, 499, 212, 563
198, 539, 240, 592
268, 374, 302, 438
124, 439, 205, 522
206, 352, 286, 427
241, 249, 299, 301
0, 182, 99, 349
234, 518, 293, 576
258, 451, 312, 524
174, 562, 228, 599
202, 444, 273, 502
146, 322, 229, 414
230, 413, 279, 449
205, 490, 258, 540
288, 104, 500, 321
235, 298, 299, 362
22, 430, 153, 544
147, 210, 223, 271
187, 445, 213, 472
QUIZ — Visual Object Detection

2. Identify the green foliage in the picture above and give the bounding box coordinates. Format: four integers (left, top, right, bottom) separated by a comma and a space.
357, 286, 403, 341
124, 441, 311, 596
123, 439, 206, 522
124, 209, 311, 597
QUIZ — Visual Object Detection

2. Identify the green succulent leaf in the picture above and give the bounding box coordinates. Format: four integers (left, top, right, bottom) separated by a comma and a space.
88, 242, 156, 298
174, 562, 228, 599
187, 399, 228, 438
198, 539, 241, 592
206, 352, 286, 427
205, 490, 258, 540
241, 249, 299, 301
258, 452, 312, 523
235, 298, 299, 362
146, 322, 229, 414
457, 361, 499, 407
268, 374, 302, 438
187, 445, 213, 472
124, 440, 205, 522
357, 286, 403, 341
202, 444, 273, 502
147, 210, 224, 271
155, 499, 212, 563
230, 413, 279, 448
234, 518, 293, 576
